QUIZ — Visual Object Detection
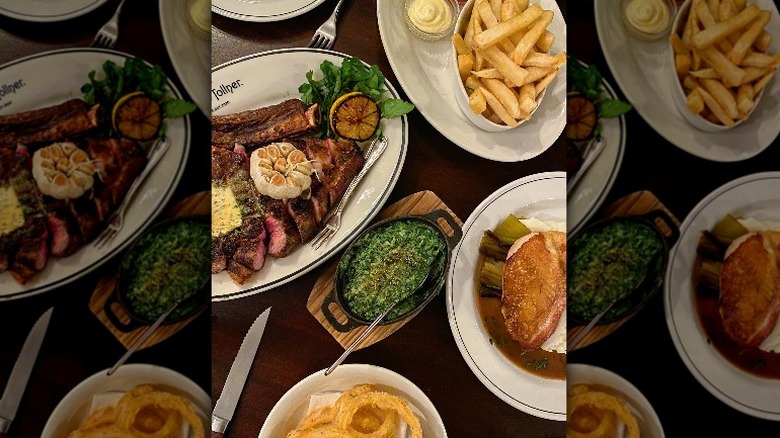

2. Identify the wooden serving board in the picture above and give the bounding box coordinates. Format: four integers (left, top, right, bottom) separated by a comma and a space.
568, 190, 680, 351
307, 191, 462, 350
88, 191, 210, 350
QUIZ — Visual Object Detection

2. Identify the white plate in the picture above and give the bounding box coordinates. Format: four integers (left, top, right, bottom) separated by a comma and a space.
41, 363, 209, 437
664, 172, 780, 420
567, 59, 626, 237
377, 0, 567, 163
0, 0, 107, 22
212, 0, 325, 22
0, 48, 190, 301
160, 0, 211, 117
211, 48, 407, 301
568, 363, 666, 437
446, 172, 566, 420
594, 0, 780, 162
257, 363, 447, 437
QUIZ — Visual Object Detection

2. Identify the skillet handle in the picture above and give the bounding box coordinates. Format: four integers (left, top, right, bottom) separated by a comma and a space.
321, 290, 362, 333
421, 209, 463, 249
103, 290, 140, 333
642, 209, 680, 247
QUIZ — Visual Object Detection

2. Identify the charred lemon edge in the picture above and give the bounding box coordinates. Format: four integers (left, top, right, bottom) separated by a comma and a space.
112, 91, 163, 141
329, 91, 380, 141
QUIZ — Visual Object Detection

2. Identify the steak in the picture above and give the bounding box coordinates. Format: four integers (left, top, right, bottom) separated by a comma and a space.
212, 99, 320, 149
211, 145, 268, 284
292, 137, 365, 205
0, 146, 49, 283
719, 231, 780, 349
0, 99, 100, 146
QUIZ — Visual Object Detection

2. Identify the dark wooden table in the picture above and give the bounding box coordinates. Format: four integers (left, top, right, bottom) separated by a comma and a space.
211, 1, 567, 437
568, 1, 780, 435
0, 1, 211, 437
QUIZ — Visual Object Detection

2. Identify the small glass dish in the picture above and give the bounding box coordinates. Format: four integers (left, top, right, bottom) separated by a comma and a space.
404, 0, 459, 42
621, 0, 677, 42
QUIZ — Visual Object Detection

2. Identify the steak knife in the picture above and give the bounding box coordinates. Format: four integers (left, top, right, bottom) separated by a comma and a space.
212, 307, 271, 437
0, 307, 53, 436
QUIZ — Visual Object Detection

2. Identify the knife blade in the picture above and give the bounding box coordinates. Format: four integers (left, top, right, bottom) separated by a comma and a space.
212, 307, 271, 437
0, 307, 53, 435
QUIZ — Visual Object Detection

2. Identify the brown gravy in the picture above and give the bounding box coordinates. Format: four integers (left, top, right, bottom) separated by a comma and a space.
693, 259, 780, 380
477, 295, 566, 380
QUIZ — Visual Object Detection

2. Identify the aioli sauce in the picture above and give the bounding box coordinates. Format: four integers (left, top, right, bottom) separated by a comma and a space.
407, 0, 454, 35
623, 0, 672, 35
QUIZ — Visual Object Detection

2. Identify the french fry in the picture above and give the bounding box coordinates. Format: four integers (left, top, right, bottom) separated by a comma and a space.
452, 34, 471, 56
522, 52, 563, 67
501, 0, 518, 22
683, 2, 698, 47
515, 0, 529, 12
741, 51, 780, 68
736, 83, 754, 115
753, 68, 776, 93
683, 74, 700, 90
696, 86, 736, 126
458, 54, 474, 81
520, 83, 538, 101
465, 74, 481, 93
534, 70, 557, 96
692, 5, 761, 49
742, 66, 771, 84
481, 45, 529, 86
482, 78, 522, 119
518, 92, 537, 115
535, 30, 555, 52
698, 45, 746, 87
733, 0, 746, 10
523, 65, 557, 85
490, 0, 502, 19
754, 31, 772, 52
676, 54, 693, 77
728, 11, 771, 65
701, 78, 739, 119
511, 10, 553, 65
473, 4, 542, 50
686, 88, 705, 114
695, 0, 734, 53
469, 88, 488, 114
689, 68, 720, 79
472, 68, 503, 78
719, 0, 736, 21
670, 33, 688, 56
708, 0, 720, 16
479, 86, 517, 126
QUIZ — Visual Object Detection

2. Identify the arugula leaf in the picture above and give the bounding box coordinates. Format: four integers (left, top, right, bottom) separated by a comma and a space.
82, 58, 196, 138
379, 99, 415, 119
567, 56, 632, 138
598, 99, 632, 119
299, 56, 414, 138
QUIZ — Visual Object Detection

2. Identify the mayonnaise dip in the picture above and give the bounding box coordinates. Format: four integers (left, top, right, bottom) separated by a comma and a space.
623, 0, 672, 35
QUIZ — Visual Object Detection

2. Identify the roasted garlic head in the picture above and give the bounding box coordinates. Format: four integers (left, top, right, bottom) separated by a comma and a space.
32, 142, 96, 200
249, 142, 314, 200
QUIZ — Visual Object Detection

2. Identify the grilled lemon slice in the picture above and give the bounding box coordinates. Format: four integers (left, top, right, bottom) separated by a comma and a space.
329, 92, 380, 141
566, 94, 597, 141
112, 91, 163, 141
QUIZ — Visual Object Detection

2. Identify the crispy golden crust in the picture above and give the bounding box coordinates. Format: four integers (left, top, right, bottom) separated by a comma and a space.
719, 231, 780, 349
501, 231, 567, 349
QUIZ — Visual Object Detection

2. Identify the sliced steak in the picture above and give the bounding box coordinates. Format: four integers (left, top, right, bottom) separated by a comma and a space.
286, 196, 318, 242
212, 99, 320, 148
211, 145, 268, 280
0, 146, 49, 283
262, 195, 301, 258
0, 99, 99, 146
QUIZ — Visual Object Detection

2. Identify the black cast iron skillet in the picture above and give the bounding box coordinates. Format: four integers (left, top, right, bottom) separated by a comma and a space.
568, 210, 680, 326
322, 210, 463, 333
104, 216, 210, 332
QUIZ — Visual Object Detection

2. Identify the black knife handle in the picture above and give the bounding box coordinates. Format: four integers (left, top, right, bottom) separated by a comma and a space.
211, 432, 223, 438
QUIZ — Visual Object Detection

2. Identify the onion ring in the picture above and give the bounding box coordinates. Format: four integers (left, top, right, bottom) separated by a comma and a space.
567, 386, 640, 438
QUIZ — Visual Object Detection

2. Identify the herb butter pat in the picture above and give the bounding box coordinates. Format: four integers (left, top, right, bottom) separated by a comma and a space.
0, 186, 24, 236
211, 185, 242, 237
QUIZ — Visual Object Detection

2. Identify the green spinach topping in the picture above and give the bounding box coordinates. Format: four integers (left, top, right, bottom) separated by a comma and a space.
568, 220, 663, 321
338, 220, 445, 321
122, 220, 210, 322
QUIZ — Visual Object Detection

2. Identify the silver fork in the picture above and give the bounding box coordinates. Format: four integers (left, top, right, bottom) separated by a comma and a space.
93, 136, 170, 250
90, 0, 126, 49
308, 0, 350, 49
310, 135, 389, 250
